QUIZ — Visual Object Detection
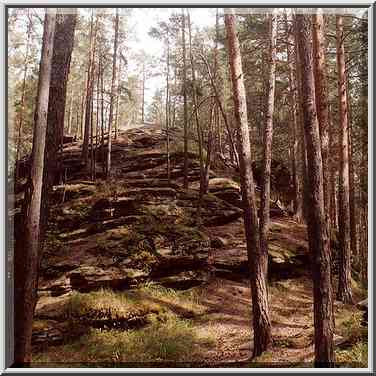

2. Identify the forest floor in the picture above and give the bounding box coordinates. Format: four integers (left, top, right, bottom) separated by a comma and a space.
22, 124, 367, 368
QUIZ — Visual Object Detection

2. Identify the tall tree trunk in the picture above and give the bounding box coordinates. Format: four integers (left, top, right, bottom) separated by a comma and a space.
359, 20, 368, 285
182, 9, 189, 189
312, 9, 333, 269
312, 10, 330, 216
142, 61, 145, 123
328, 103, 338, 231
14, 9, 56, 364
203, 100, 215, 194
67, 87, 73, 134
165, 31, 171, 184
82, 10, 95, 165
259, 11, 277, 270
293, 15, 310, 224
285, 13, 303, 222
79, 78, 86, 140
100, 56, 105, 176
346, 80, 358, 260
106, 8, 119, 179
336, 15, 353, 304
15, 9, 32, 181
296, 14, 334, 367
200, 54, 238, 169
43, 8, 77, 216
115, 59, 122, 139
224, 10, 272, 357
188, 10, 205, 221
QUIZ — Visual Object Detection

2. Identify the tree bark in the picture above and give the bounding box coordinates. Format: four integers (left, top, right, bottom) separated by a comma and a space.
225, 10, 272, 357
182, 9, 189, 189
346, 80, 358, 259
296, 14, 335, 367
14, 9, 56, 365
106, 8, 119, 179
15, 9, 32, 181
312, 10, 331, 216
285, 13, 303, 222
165, 30, 171, 184
82, 10, 95, 165
188, 10, 205, 221
336, 15, 353, 304
44, 9, 77, 192
115, 58, 122, 139
259, 11, 277, 267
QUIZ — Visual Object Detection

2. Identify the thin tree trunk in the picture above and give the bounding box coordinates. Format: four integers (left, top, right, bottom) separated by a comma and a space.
200, 53, 239, 169
312, 10, 331, 215
15, 9, 32, 181
285, 13, 303, 222
165, 31, 171, 184
293, 15, 310, 224
225, 10, 272, 357
259, 11, 277, 270
82, 10, 95, 164
328, 103, 338, 231
142, 61, 145, 123
296, 13, 335, 367
115, 58, 122, 139
100, 56, 105, 176
14, 9, 56, 364
187, 10, 205, 221
346, 80, 358, 259
203, 100, 215, 194
67, 87, 73, 134
106, 8, 119, 179
182, 9, 189, 190
336, 15, 353, 304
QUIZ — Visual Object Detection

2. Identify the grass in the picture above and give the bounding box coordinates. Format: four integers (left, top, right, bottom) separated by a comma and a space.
32, 314, 214, 365
336, 341, 368, 368
32, 284, 214, 366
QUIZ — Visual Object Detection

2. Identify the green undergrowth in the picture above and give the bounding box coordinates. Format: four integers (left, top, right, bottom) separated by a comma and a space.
32, 284, 213, 365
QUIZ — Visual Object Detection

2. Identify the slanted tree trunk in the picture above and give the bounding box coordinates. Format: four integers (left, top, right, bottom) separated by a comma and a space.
296, 14, 334, 367
182, 9, 189, 189
285, 13, 303, 222
106, 8, 119, 179
15, 9, 32, 181
14, 9, 56, 364
224, 10, 272, 357
336, 15, 353, 304
259, 11, 277, 267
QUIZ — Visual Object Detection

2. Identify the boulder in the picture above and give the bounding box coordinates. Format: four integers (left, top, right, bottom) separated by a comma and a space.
210, 237, 229, 249
157, 270, 210, 290
69, 266, 148, 292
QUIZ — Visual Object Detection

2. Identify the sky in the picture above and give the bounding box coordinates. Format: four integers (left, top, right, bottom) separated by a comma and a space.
125, 8, 218, 107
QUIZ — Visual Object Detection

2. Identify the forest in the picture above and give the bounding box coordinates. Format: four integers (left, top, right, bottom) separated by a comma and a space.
7, 6, 369, 369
